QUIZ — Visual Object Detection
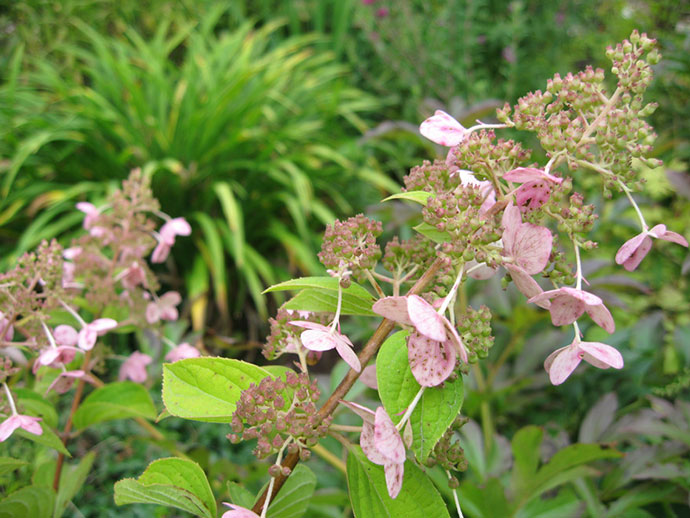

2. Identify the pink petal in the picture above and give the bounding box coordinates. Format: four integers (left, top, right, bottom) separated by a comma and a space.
161, 217, 192, 238
615, 232, 649, 269
585, 302, 615, 334
546, 345, 582, 385
407, 332, 456, 387
504, 167, 562, 184
515, 181, 553, 212
359, 364, 378, 389
384, 461, 404, 499
419, 110, 467, 147
146, 302, 161, 324
288, 321, 331, 332
657, 228, 688, 247
165, 343, 201, 363
444, 322, 468, 364
90, 318, 117, 334
78, 327, 97, 350
54, 325, 78, 346
75, 202, 97, 215
579, 341, 624, 370
160, 291, 182, 308
374, 407, 406, 464
505, 265, 550, 308
221, 503, 261, 518
300, 329, 338, 351
466, 260, 498, 280
361, 422, 387, 465
548, 294, 585, 326
340, 400, 376, 424
151, 242, 171, 263
511, 223, 553, 274
407, 295, 446, 342
17, 415, 43, 436
372, 297, 413, 326
334, 337, 362, 372
560, 287, 602, 305
501, 203, 522, 252
648, 224, 666, 238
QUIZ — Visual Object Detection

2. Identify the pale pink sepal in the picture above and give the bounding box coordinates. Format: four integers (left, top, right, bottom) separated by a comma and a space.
0, 414, 43, 442
359, 364, 378, 390
419, 110, 467, 147
529, 287, 614, 333
221, 503, 260, 518
119, 351, 153, 383
503, 167, 563, 185
384, 461, 404, 499
407, 295, 447, 342
46, 370, 95, 394
372, 297, 413, 325
545, 340, 623, 385
290, 322, 361, 372
374, 407, 406, 464
78, 318, 118, 350
165, 343, 201, 363
505, 265, 550, 308
54, 325, 78, 346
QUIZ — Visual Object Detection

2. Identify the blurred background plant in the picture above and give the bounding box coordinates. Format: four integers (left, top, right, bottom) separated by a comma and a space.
0, 0, 689, 516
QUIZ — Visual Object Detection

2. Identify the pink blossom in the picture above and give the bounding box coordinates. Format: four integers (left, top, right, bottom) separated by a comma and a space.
289, 321, 361, 372
504, 167, 563, 185
151, 218, 191, 263
76, 202, 99, 229
54, 325, 78, 346
420, 110, 467, 147
0, 414, 43, 442
120, 262, 147, 291
373, 295, 467, 386
375, 6, 389, 17
359, 364, 378, 389
146, 291, 182, 324
342, 402, 405, 498
615, 224, 688, 271
0, 312, 14, 341
545, 340, 623, 385
504, 167, 562, 212
221, 503, 259, 518
78, 318, 118, 351
528, 287, 615, 333
501, 203, 552, 275
46, 370, 95, 394
34, 346, 81, 373
165, 343, 201, 363
119, 352, 152, 383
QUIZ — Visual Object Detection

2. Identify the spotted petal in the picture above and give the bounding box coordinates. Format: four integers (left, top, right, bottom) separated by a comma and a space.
545, 345, 582, 385
419, 110, 467, 147
407, 295, 446, 342
372, 297, 413, 325
407, 332, 456, 387
579, 341, 623, 370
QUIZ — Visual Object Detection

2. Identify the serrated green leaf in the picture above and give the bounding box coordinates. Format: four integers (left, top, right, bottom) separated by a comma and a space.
267, 464, 317, 518
413, 222, 452, 244
0, 486, 55, 518
382, 191, 433, 205
13, 388, 58, 428
376, 331, 464, 461
72, 382, 156, 430
0, 457, 27, 476
346, 446, 450, 518
114, 458, 215, 518
284, 289, 375, 316
264, 276, 374, 301
54, 452, 95, 518
162, 357, 271, 422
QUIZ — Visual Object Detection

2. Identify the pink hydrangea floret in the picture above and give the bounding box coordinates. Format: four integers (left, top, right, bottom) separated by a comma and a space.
289, 321, 361, 372
545, 340, 623, 385
0, 414, 43, 442
615, 224, 688, 271
119, 352, 153, 383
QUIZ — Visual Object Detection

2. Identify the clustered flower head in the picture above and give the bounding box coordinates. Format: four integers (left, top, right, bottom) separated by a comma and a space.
263, 307, 327, 362
424, 415, 469, 486
318, 214, 382, 284
456, 306, 494, 363
228, 372, 330, 460
615, 224, 688, 271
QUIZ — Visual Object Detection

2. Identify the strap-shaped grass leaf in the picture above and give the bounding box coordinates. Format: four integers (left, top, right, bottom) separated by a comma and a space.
264, 276, 374, 301
382, 191, 433, 206
114, 458, 216, 518
0, 486, 55, 518
0, 457, 27, 477
266, 464, 317, 518
284, 289, 375, 316
163, 357, 271, 422
72, 382, 156, 430
376, 331, 464, 461
346, 446, 450, 518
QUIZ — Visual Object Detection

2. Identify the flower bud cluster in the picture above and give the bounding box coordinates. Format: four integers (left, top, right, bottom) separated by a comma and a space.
425, 415, 469, 483
555, 193, 597, 235
382, 235, 437, 282
318, 214, 382, 284
451, 131, 531, 180
423, 187, 501, 259
228, 372, 331, 460
0, 359, 20, 383
456, 306, 494, 363
403, 160, 461, 194
541, 239, 576, 286
263, 307, 328, 361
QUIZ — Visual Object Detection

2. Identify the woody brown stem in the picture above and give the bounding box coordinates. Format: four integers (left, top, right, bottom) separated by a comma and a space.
251, 257, 444, 513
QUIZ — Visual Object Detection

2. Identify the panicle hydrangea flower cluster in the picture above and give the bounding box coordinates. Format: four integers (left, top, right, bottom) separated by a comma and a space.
263, 307, 327, 363
318, 214, 382, 285
456, 306, 494, 363
228, 372, 331, 461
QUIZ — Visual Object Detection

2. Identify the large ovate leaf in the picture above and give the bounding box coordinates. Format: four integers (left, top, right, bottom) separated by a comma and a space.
72, 382, 156, 430
284, 288, 375, 316
54, 452, 95, 518
346, 446, 450, 518
376, 331, 464, 461
0, 457, 27, 476
162, 357, 271, 422
382, 191, 433, 205
267, 464, 317, 518
114, 457, 216, 518
264, 276, 374, 301
0, 486, 55, 518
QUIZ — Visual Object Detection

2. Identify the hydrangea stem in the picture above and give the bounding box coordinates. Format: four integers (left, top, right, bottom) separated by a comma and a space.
447, 469, 465, 518
396, 386, 425, 431
2, 382, 18, 416
618, 179, 648, 231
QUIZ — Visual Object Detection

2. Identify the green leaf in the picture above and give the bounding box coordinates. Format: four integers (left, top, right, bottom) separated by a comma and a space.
510, 426, 543, 497
0, 457, 27, 476
114, 458, 216, 518
13, 388, 59, 428
458, 478, 511, 518
0, 486, 55, 518
16, 421, 70, 457
214, 181, 245, 267
162, 357, 271, 422
54, 452, 95, 518
382, 191, 433, 205
284, 289, 375, 316
264, 276, 374, 301
413, 222, 452, 244
267, 464, 317, 518
227, 482, 255, 509
376, 331, 464, 461
346, 446, 450, 518
72, 382, 156, 430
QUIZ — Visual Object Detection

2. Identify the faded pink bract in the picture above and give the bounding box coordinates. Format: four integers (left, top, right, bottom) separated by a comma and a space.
0, 414, 43, 442
119, 351, 153, 383
528, 287, 615, 333
221, 503, 260, 518
419, 110, 467, 147
615, 224, 688, 271
545, 340, 623, 385
289, 321, 361, 372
